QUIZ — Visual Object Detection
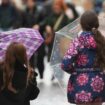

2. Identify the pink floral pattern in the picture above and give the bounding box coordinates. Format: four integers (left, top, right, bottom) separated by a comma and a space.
91, 76, 104, 92
68, 81, 74, 92
77, 73, 89, 86
64, 35, 96, 61
79, 35, 96, 48
64, 38, 83, 59
77, 54, 88, 66
75, 91, 92, 103
87, 36, 96, 48
62, 32, 105, 104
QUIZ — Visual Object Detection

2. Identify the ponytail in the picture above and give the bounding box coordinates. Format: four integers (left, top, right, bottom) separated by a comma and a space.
92, 28, 105, 70
80, 11, 105, 70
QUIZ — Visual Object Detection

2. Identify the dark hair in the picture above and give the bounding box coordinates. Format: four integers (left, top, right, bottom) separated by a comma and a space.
3, 42, 28, 89
67, 3, 79, 19
80, 11, 105, 70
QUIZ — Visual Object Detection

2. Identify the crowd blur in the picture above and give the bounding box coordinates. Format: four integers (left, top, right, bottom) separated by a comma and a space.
0, 0, 105, 80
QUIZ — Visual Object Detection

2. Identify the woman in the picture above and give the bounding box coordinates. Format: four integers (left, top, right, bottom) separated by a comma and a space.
0, 0, 19, 31
24, 0, 46, 79
0, 42, 39, 105
61, 11, 105, 105
23, 0, 40, 28
45, 0, 70, 62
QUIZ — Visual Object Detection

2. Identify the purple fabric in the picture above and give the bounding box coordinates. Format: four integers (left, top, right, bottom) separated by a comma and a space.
0, 28, 44, 61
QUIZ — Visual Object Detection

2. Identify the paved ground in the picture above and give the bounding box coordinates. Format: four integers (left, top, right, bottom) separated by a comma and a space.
30, 57, 72, 105
30, 57, 105, 105
31, 82, 70, 105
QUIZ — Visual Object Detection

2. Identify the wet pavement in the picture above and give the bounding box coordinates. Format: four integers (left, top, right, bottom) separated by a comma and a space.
31, 82, 71, 105
30, 57, 105, 105
30, 57, 72, 105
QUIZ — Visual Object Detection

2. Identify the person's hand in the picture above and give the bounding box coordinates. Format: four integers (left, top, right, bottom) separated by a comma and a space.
8, 82, 17, 93
28, 67, 38, 85
28, 67, 34, 80
33, 24, 40, 30
46, 25, 52, 34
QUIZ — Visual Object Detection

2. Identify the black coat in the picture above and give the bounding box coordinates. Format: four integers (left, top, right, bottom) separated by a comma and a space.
0, 61, 39, 105
0, 4, 19, 31
23, 6, 40, 28
24, 72, 40, 105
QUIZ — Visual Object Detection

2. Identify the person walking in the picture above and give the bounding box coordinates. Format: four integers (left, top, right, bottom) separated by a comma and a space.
23, 0, 45, 79
0, 42, 39, 105
61, 11, 105, 105
45, 0, 70, 62
0, 0, 19, 31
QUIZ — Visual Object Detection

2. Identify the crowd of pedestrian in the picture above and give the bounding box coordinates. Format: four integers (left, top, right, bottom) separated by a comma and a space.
0, 0, 105, 80
0, 0, 105, 105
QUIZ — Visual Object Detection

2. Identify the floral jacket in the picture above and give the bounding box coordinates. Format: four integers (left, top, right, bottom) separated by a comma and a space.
61, 31, 105, 104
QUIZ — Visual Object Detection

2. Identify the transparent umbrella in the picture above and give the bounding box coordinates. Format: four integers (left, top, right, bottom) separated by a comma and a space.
50, 17, 105, 95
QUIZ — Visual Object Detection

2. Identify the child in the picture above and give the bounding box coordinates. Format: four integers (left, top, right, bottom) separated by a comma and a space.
0, 42, 39, 105
61, 11, 105, 105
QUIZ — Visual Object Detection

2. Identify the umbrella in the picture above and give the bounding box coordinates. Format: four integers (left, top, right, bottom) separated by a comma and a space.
50, 17, 105, 95
0, 28, 44, 61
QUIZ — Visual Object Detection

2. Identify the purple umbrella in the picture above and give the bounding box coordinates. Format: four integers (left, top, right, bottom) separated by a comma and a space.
0, 28, 44, 61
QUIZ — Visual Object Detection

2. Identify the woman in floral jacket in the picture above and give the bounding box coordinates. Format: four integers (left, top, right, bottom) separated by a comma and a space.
61, 11, 105, 105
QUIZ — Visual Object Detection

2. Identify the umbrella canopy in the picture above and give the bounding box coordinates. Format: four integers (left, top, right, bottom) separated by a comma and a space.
50, 17, 105, 94
0, 28, 44, 61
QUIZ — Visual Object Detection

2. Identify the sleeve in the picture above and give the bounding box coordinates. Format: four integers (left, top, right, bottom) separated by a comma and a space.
61, 37, 83, 74
25, 72, 40, 101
